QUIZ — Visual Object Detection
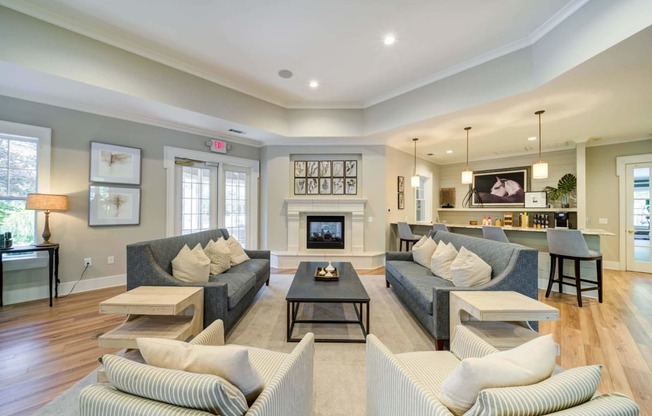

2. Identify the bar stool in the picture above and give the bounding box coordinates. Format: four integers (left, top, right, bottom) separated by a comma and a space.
482, 225, 509, 243
545, 229, 603, 307
397, 222, 422, 251
432, 223, 449, 232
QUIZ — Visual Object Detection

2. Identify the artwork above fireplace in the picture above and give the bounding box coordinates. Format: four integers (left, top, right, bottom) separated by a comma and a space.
306, 215, 345, 249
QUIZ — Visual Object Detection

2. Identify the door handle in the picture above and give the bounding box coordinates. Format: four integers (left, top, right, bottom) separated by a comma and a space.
628, 230, 634, 234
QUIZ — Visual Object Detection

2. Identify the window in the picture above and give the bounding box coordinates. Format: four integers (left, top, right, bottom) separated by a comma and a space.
414, 174, 432, 223
175, 162, 217, 235
225, 169, 248, 247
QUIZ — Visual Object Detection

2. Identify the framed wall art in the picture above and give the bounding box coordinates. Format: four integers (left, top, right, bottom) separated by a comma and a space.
294, 178, 307, 195
524, 191, 547, 208
291, 158, 358, 195
294, 161, 306, 177
471, 167, 530, 207
345, 160, 357, 177
89, 185, 141, 226
332, 177, 344, 194
345, 178, 357, 195
397, 176, 405, 193
332, 161, 344, 177
319, 161, 331, 177
319, 177, 331, 194
90, 142, 141, 185
307, 161, 319, 177
307, 178, 319, 194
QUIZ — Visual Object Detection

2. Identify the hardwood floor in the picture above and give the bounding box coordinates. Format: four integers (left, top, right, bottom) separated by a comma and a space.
0, 267, 650, 415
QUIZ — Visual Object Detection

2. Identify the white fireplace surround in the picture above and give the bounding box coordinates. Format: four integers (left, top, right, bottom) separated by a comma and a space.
286, 197, 366, 253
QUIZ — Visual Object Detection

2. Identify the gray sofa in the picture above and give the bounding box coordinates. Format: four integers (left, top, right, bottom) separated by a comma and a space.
385, 230, 538, 348
126, 228, 270, 331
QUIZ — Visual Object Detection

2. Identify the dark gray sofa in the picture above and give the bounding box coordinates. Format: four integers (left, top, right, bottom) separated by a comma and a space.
385, 230, 538, 348
126, 228, 270, 332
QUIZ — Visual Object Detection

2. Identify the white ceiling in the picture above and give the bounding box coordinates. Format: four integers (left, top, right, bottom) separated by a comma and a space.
0, 0, 651, 163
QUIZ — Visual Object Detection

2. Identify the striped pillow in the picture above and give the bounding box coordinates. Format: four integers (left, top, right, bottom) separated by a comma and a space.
101, 354, 248, 416
465, 365, 602, 416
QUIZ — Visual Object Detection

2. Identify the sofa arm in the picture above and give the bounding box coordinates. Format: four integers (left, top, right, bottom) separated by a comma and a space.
366, 335, 453, 416
190, 319, 225, 346
80, 384, 212, 416
244, 249, 271, 260
449, 325, 499, 360
247, 333, 315, 416
546, 393, 639, 415
386, 251, 414, 261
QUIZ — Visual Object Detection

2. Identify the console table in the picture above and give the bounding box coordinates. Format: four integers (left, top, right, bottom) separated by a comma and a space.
0, 244, 60, 307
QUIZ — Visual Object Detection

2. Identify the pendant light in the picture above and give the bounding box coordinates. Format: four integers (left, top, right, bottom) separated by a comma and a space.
461, 127, 473, 184
411, 138, 420, 187
532, 110, 549, 179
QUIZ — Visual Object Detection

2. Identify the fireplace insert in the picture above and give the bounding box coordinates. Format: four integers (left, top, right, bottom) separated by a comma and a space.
306, 215, 345, 249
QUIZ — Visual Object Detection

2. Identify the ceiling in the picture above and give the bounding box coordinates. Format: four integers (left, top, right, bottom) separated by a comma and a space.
0, 0, 651, 163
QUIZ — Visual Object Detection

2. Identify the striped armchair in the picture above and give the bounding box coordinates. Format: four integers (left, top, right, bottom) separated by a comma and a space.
80, 320, 315, 416
366, 326, 639, 416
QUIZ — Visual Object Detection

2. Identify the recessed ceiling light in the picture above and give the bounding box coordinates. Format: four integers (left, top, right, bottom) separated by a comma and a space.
446, 150, 453, 154
278, 69, 293, 79
528, 136, 537, 141
384, 34, 396, 45
309, 80, 319, 88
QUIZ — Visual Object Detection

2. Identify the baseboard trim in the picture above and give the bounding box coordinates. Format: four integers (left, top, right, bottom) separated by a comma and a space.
603, 261, 621, 270
3, 274, 126, 306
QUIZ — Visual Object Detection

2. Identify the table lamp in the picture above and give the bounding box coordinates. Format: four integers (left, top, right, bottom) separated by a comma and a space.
25, 193, 69, 246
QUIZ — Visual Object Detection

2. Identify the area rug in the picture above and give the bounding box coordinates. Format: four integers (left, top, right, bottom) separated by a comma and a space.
34, 274, 435, 416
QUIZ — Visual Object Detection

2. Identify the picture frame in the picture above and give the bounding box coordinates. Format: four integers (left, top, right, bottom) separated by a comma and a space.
332, 177, 345, 194
294, 178, 306, 195
307, 178, 319, 194
89, 185, 141, 226
90, 142, 141, 185
397, 176, 405, 193
524, 191, 548, 208
398, 193, 405, 210
319, 177, 331, 194
345, 160, 357, 177
307, 161, 319, 177
345, 178, 357, 195
319, 161, 332, 177
332, 161, 344, 177
294, 161, 306, 177
470, 166, 530, 207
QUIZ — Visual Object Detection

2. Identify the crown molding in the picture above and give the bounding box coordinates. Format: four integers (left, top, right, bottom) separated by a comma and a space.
529, 0, 593, 43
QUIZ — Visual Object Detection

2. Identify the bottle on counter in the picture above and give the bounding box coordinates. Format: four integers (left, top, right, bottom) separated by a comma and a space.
488, 215, 492, 225
482, 215, 487, 225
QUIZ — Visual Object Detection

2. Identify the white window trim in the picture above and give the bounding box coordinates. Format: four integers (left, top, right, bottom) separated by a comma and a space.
164, 146, 259, 248
0, 120, 51, 269
414, 170, 433, 223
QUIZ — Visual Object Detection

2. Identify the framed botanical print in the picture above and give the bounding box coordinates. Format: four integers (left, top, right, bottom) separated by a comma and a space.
294, 178, 306, 195
345, 178, 357, 195
294, 161, 306, 177
397, 176, 405, 193
89, 185, 141, 226
319, 161, 332, 177
307, 161, 319, 177
307, 178, 319, 194
398, 193, 405, 210
319, 177, 331, 194
332, 161, 344, 177
90, 142, 141, 185
332, 177, 345, 194
345, 160, 357, 177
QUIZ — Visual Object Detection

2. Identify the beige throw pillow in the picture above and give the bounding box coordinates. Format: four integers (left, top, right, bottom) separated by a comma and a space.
226, 236, 250, 266
430, 241, 458, 280
439, 334, 557, 415
137, 337, 264, 403
412, 235, 430, 249
412, 237, 437, 268
171, 244, 210, 283
204, 238, 231, 275
450, 246, 492, 287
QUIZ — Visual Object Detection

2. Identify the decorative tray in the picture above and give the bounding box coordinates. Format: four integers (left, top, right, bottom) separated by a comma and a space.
314, 267, 339, 281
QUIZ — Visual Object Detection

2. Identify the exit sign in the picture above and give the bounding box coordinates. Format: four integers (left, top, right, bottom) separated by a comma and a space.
210, 139, 227, 154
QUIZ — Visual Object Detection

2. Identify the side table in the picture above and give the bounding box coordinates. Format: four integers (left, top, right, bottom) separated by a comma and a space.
0, 244, 60, 307
98, 286, 204, 349
450, 291, 559, 351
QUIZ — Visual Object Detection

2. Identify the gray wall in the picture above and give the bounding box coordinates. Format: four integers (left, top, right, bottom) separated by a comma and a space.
0, 94, 260, 304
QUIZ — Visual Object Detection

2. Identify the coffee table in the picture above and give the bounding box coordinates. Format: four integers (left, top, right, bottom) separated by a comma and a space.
286, 261, 370, 343
98, 286, 204, 349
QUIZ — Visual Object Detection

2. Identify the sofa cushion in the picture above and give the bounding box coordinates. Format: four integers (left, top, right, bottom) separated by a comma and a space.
412, 237, 438, 268
393, 262, 454, 314
210, 273, 257, 310
101, 354, 248, 416
465, 365, 602, 416
229, 258, 270, 285
136, 338, 264, 403
431, 241, 458, 281
226, 236, 250, 266
172, 244, 211, 283
396, 351, 461, 398
439, 334, 557, 415
450, 247, 492, 288
204, 238, 231, 275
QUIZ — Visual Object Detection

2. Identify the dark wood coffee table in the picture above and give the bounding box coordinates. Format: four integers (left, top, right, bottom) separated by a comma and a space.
286, 261, 370, 343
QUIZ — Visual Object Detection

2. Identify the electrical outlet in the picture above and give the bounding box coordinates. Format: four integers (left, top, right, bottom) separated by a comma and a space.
107, 256, 115, 265
598, 218, 608, 224
368, 216, 373, 223
84, 257, 92, 267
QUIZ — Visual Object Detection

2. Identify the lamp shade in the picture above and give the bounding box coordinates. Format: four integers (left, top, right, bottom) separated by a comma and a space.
26, 193, 69, 211
532, 162, 549, 179
410, 175, 420, 187
461, 170, 473, 184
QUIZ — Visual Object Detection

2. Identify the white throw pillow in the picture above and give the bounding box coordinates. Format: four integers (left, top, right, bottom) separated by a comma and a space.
412, 237, 437, 268
204, 238, 231, 275
226, 236, 250, 266
430, 241, 458, 280
412, 235, 429, 249
137, 337, 264, 403
439, 335, 557, 415
171, 244, 210, 283
450, 246, 492, 287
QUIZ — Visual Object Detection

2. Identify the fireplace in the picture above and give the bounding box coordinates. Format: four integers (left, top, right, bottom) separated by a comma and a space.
306, 215, 345, 249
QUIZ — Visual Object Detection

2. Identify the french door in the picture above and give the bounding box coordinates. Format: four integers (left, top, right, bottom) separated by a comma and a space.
625, 163, 652, 273
174, 162, 218, 235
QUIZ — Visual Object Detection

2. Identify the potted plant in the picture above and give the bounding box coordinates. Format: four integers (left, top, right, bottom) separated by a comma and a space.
544, 173, 577, 208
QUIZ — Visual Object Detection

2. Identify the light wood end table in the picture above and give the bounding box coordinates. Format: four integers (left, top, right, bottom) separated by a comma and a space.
450, 291, 559, 351
98, 286, 204, 349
